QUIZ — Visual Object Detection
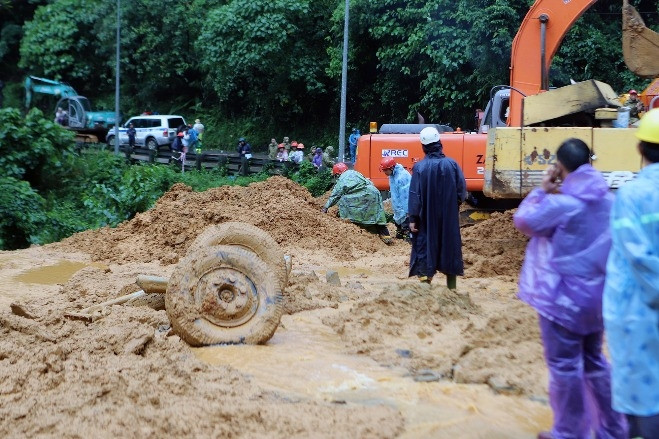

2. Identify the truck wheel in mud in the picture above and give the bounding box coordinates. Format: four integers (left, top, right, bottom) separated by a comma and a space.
188, 222, 289, 290
165, 245, 283, 345
146, 137, 158, 150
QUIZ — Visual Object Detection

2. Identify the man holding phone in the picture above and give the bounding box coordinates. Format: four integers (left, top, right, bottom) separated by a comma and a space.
513, 138, 627, 439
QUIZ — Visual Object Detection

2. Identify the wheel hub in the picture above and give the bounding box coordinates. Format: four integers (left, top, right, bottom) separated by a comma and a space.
195, 268, 258, 327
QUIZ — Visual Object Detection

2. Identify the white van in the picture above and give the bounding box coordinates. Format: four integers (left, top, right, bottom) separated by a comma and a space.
106, 115, 186, 150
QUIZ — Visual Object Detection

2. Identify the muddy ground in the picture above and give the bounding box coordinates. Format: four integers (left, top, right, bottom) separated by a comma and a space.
0, 177, 552, 438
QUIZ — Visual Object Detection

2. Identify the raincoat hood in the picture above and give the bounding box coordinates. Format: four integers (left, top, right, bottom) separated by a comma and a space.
560, 164, 609, 201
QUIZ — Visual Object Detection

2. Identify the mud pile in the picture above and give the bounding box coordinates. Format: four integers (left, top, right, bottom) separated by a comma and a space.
52, 177, 528, 280
0, 177, 550, 437
53, 177, 386, 264
462, 210, 528, 279
0, 265, 403, 438
322, 280, 545, 397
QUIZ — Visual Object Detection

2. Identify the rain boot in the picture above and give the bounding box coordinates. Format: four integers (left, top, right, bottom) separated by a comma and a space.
447, 274, 457, 290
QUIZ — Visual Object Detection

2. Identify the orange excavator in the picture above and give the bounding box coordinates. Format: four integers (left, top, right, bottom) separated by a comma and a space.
355, 0, 659, 199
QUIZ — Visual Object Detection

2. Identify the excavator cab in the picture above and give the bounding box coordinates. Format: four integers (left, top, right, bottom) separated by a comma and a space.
56, 96, 91, 129
479, 89, 510, 134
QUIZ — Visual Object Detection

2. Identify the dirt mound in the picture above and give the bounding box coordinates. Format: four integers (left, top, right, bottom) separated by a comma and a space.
462, 210, 528, 278
50, 177, 527, 281
52, 177, 386, 265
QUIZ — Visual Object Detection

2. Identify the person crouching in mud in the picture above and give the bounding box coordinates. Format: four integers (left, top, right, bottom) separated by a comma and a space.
321, 163, 392, 245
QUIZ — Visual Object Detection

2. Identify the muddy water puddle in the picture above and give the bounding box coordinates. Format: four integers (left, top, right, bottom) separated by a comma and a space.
331, 266, 373, 277
14, 260, 104, 285
194, 310, 551, 438
1, 259, 105, 309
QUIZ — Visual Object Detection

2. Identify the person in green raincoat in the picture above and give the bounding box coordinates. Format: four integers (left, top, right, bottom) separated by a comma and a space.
321, 163, 391, 244
268, 138, 278, 160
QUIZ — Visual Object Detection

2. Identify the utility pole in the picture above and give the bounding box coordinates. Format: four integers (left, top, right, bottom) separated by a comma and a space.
338, 0, 349, 164
113, 0, 121, 155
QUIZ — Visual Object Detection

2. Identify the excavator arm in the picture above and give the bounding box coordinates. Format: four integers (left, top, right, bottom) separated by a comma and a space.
622, 0, 659, 78
24, 76, 78, 110
508, 0, 659, 126
507, 0, 598, 127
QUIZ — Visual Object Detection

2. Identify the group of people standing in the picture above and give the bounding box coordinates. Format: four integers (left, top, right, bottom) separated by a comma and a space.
267, 137, 336, 169
171, 119, 205, 154
514, 109, 659, 439
321, 111, 659, 438
322, 125, 466, 290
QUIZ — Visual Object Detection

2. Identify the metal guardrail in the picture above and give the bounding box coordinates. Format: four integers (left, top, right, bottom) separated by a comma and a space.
112, 146, 299, 175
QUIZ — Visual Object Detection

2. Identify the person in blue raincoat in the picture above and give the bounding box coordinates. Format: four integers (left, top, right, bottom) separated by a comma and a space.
380, 157, 411, 239
408, 126, 466, 289
604, 109, 659, 439
514, 138, 627, 439
348, 128, 360, 164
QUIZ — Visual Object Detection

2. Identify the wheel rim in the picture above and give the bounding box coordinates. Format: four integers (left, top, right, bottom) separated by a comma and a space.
193, 267, 259, 328
166, 245, 284, 346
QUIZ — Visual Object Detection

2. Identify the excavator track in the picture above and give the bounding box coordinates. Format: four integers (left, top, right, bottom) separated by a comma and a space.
74, 133, 99, 144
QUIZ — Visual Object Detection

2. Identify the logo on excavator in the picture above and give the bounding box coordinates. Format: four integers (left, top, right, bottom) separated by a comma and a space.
605, 171, 636, 188
381, 149, 409, 158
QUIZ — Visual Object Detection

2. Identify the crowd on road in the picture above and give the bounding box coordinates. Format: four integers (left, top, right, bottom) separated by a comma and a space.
319, 110, 659, 439
266, 137, 339, 169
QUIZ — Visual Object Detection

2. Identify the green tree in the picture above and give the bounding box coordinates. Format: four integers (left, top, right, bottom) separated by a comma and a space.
0, 0, 48, 78
197, 0, 336, 129
332, 0, 657, 129
0, 177, 49, 249
18, 0, 111, 94
335, 0, 521, 129
95, 0, 228, 114
0, 107, 75, 187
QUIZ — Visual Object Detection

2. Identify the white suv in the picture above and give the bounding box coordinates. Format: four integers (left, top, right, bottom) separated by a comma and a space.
106, 115, 186, 150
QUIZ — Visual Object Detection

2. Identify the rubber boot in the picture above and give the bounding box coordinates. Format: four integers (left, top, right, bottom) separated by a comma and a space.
446, 275, 457, 290
419, 276, 432, 284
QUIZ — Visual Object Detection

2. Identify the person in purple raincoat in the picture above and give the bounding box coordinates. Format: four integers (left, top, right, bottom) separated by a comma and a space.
513, 138, 627, 439
312, 148, 323, 169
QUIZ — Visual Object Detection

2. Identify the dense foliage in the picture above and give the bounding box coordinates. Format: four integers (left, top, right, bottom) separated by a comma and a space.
0, 108, 330, 250
3, 0, 657, 137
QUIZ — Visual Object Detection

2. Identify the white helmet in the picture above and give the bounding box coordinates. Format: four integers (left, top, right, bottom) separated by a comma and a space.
420, 127, 440, 145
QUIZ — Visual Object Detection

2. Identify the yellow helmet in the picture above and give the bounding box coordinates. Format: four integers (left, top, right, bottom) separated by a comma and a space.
636, 108, 659, 143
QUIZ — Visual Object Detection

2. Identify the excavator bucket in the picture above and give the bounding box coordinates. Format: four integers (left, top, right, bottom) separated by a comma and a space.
622, 0, 659, 78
